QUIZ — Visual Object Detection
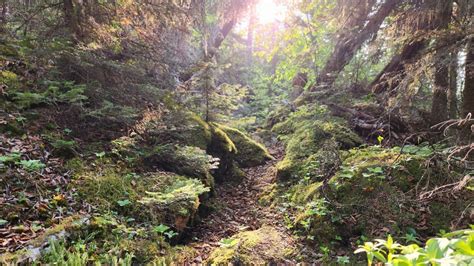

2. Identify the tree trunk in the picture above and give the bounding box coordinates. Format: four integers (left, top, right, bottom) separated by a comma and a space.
63, 0, 79, 38
371, 0, 453, 95
429, 0, 453, 125
247, 4, 255, 64
370, 40, 425, 94
0, 0, 7, 34
430, 63, 449, 124
311, 0, 400, 91
459, 38, 474, 144
448, 51, 458, 119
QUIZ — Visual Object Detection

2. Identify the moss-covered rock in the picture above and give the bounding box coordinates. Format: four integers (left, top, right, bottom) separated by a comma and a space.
283, 145, 472, 244
206, 226, 295, 264
207, 124, 244, 183
214, 123, 273, 167
148, 111, 212, 150
273, 105, 362, 181
0, 215, 85, 265
71, 161, 209, 230
143, 145, 215, 188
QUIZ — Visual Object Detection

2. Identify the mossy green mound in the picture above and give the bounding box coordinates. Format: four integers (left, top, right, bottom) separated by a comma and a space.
143, 145, 215, 188
214, 123, 273, 167
148, 111, 212, 150
143, 110, 270, 183
273, 105, 362, 181
71, 161, 209, 230
0, 214, 198, 265
207, 226, 295, 264
277, 145, 472, 245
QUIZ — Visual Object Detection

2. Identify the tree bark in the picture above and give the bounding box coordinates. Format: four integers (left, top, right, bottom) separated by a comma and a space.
429, 0, 453, 125
459, 38, 474, 144
310, 0, 401, 91
448, 51, 458, 119
430, 63, 449, 124
370, 40, 425, 94
246, 4, 255, 64
63, 0, 79, 38
0, 0, 7, 34
371, 0, 453, 95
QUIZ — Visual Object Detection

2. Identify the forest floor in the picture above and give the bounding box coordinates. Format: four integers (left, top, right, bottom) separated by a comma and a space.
185, 145, 317, 263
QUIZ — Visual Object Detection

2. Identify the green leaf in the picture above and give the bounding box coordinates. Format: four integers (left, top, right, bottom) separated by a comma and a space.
0, 219, 8, 226
219, 238, 239, 247
18, 160, 46, 171
373, 251, 387, 263
95, 152, 106, 158
425, 238, 450, 260
153, 224, 170, 234
164, 230, 178, 239
117, 199, 131, 207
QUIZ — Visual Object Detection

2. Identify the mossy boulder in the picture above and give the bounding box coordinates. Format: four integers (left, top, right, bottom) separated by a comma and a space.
71, 161, 209, 231
213, 123, 273, 167
0, 215, 85, 265
207, 124, 244, 183
287, 145, 472, 244
148, 111, 212, 150
144, 111, 269, 183
143, 145, 215, 188
273, 105, 362, 181
206, 226, 295, 264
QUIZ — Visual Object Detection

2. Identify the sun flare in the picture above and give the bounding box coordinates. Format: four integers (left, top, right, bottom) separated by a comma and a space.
256, 0, 287, 24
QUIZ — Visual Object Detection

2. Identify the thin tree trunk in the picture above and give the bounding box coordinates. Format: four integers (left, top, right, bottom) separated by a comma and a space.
430, 62, 449, 124
371, 0, 453, 95
459, 38, 474, 144
310, 0, 400, 91
63, 0, 79, 37
247, 4, 255, 65
448, 51, 458, 119
429, 0, 453, 125
0, 0, 7, 34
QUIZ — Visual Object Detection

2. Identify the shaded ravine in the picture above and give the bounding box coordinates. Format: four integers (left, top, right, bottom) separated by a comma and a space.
185, 145, 300, 263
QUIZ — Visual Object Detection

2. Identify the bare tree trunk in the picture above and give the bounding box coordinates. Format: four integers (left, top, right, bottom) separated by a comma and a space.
370, 40, 425, 94
448, 51, 458, 119
429, 0, 453, 125
63, 0, 79, 38
310, 0, 400, 91
246, 4, 255, 65
430, 61, 449, 124
0, 0, 7, 34
459, 38, 474, 144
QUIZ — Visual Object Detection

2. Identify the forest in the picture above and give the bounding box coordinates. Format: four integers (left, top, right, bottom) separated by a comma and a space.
0, 0, 473, 264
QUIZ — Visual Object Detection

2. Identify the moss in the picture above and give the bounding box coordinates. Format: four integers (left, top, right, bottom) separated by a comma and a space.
206, 226, 294, 264
143, 145, 215, 188
288, 182, 323, 204
71, 163, 208, 229
138, 175, 209, 231
207, 124, 245, 183
29, 216, 84, 247
0, 215, 84, 265
150, 111, 212, 150
150, 245, 198, 265
273, 105, 361, 181
209, 123, 237, 154
258, 183, 278, 205
214, 123, 273, 167
0, 43, 19, 58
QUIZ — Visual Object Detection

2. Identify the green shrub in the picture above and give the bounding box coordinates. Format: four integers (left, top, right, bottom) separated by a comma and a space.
87, 100, 138, 123
42, 239, 134, 266
355, 227, 474, 265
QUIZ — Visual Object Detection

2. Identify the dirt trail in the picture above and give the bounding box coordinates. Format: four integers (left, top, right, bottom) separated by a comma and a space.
187, 145, 301, 263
